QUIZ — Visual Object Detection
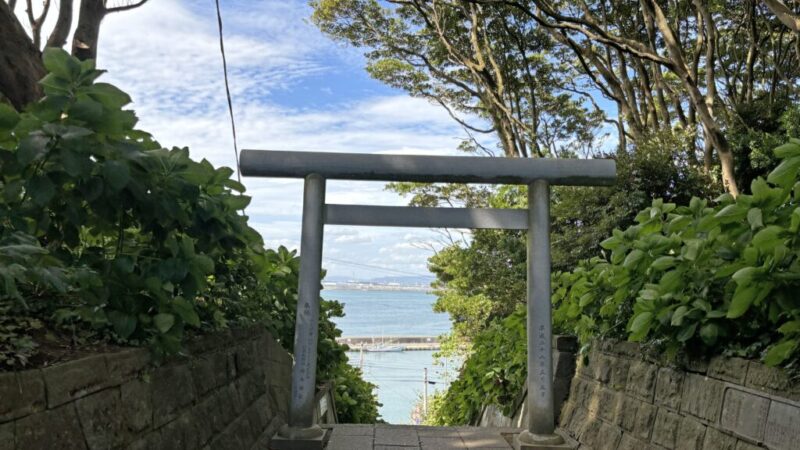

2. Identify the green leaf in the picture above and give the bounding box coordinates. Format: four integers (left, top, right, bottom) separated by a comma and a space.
28, 176, 56, 206
778, 321, 800, 335
747, 208, 763, 230
676, 323, 697, 342
727, 283, 771, 319
0, 103, 20, 130
623, 249, 645, 269
732, 267, 761, 284
69, 97, 104, 124
630, 312, 653, 334
17, 133, 50, 166
172, 297, 200, 327
699, 323, 719, 346
107, 311, 137, 339
85, 83, 132, 108
42, 48, 80, 80
715, 204, 747, 222
751, 226, 784, 251
671, 306, 689, 326
767, 156, 800, 188
683, 239, 702, 261
763, 341, 797, 366
773, 141, 800, 159
651, 256, 676, 271
153, 313, 175, 333
102, 161, 130, 191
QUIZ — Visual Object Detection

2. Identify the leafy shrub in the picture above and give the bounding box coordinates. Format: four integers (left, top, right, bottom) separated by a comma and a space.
427, 307, 526, 425
554, 138, 800, 367
430, 138, 800, 426
0, 49, 379, 421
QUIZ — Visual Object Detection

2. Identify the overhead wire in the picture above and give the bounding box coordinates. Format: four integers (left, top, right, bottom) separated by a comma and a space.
214, 0, 242, 185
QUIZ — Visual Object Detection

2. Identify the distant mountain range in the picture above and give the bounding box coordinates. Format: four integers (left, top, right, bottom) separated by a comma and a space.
325, 275, 435, 285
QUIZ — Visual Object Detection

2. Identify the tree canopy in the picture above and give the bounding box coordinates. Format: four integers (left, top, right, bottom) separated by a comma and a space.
313, 0, 800, 195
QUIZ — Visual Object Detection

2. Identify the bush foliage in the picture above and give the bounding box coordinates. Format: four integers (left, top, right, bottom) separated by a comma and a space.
430, 138, 800, 425
0, 49, 378, 422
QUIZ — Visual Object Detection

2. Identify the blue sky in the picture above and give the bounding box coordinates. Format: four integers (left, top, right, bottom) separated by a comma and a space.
94, 0, 473, 280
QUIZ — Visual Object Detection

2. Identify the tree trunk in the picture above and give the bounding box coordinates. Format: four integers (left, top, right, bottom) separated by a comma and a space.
0, 2, 46, 110
72, 0, 106, 61
47, 0, 75, 49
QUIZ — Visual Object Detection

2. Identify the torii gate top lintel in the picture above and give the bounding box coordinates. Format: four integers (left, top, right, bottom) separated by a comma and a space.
239, 149, 615, 450
240, 149, 616, 186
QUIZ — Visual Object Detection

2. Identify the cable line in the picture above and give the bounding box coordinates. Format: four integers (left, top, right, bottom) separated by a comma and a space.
323, 257, 430, 277
214, 0, 242, 185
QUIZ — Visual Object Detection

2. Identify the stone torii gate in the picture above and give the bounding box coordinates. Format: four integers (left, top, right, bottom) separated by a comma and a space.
239, 150, 615, 450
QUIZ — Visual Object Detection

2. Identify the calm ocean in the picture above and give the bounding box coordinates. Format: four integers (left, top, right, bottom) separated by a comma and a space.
325, 289, 455, 424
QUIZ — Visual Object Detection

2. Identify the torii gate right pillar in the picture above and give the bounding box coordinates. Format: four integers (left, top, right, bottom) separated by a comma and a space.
516, 180, 577, 450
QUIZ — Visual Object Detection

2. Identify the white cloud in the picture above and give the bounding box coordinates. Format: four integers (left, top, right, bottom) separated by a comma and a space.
92, 0, 477, 279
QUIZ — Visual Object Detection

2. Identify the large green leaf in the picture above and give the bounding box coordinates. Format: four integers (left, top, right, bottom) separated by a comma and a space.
42, 48, 80, 80
28, 176, 56, 206
102, 160, 131, 191
767, 156, 800, 188
154, 313, 175, 333
108, 311, 137, 339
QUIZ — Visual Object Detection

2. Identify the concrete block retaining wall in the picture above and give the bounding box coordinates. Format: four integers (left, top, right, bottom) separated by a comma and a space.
0, 327, 293, 449
560, 340, 800, 450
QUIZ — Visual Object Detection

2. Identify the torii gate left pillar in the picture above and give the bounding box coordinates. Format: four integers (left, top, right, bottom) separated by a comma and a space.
240, 150, 615, 450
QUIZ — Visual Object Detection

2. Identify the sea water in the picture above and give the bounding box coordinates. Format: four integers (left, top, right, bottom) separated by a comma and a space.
325, 289, 455, 424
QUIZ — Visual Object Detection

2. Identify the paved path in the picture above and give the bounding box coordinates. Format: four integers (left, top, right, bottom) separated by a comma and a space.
322, 424, 521, 450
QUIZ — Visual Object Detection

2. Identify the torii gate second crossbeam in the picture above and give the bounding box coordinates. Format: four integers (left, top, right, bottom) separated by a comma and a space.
239, 150, 616, 450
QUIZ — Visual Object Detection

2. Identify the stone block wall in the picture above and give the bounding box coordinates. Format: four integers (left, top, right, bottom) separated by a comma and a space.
559, 340, 800, 450
0, 327, 293, 450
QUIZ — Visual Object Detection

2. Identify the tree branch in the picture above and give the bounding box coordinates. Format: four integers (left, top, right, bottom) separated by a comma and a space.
105, 0, 149, 14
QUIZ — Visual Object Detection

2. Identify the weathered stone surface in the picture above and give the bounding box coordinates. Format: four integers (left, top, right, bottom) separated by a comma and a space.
235, 340, 258, 374
559, 401, 576, 428
745, 362, 800, 401
618, 433, 647, 450
652, 408, 681, 449
151, 363, 196, 428
105, 348, 150, 385
609, 358, 630, 391
702, 427, 736, 450
592, 354, 613, 383
375, 426, 420, 446
193, 351, 228, 396
597, 388, 622, 423
733, 440, 761, 450
120, 378, 153, 433
578, 418, 604, 448
1, 329, 294, 450
126, 431, 160, 450
627, 360, 658, 401
719, 388, 769, 442
676, 416, 706, 450
681, 374, 724, 422
618, 397, 656, 441
14, 403, 87, 449
75, 388, 127, 449
656, 367, 685, 410
566, 406, 588, 438
327, 435, 374, 450
595, 422, 622, 450
707, 357, 748, 384
763, 399, 800, 450
0, 370, 46, 422
684, 357, 709, 375
43, 354, 109, 408
0, 421, 14, 450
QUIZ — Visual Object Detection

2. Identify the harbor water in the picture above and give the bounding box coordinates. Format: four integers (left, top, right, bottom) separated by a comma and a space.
325, 289, 456, 424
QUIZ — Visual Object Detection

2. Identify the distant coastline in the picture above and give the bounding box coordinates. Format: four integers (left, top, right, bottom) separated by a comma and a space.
322, 282, 433, 293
